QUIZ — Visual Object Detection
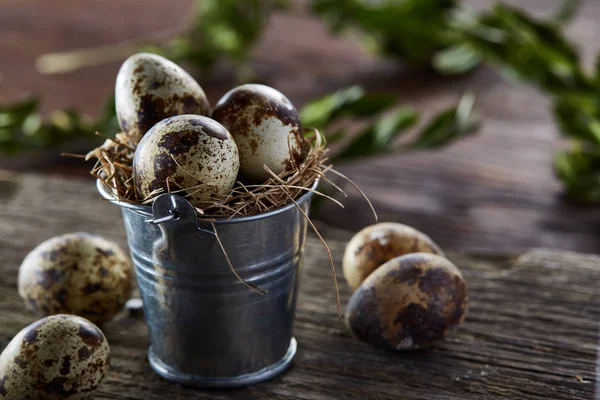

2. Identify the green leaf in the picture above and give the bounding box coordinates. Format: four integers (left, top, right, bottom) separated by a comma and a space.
0, 95, 103, 154
593, 53, 600, 86
553, 94, 600, 145
311, 0, 458, 64
155, 0, 278, 72
338, 94, 397, 118
588, 121, 600, 146
0, 97, 39, 127
300, 86, 365, 128
300, 85, 396, 129
411, 93, 479, 149
554, 145, 600, 203
334, 106, 418, 161
449, 3, 591, 94
432, 43, 481, 75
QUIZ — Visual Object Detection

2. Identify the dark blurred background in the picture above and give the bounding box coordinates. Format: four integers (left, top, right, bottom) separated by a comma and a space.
1, 0, 600, 254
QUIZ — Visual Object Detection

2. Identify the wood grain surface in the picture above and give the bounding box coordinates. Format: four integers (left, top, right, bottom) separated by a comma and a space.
0, 2, 600, 253
0, 172, 598, 399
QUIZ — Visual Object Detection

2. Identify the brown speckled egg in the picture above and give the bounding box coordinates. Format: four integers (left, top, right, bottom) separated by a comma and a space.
211, 84, 304, 182
0, 314, 110, 400
133, 114, 239, 206
18, 233, 133, 324
343, 223, 444, 290
115, 53, 211, 138
345, 253, 468, 351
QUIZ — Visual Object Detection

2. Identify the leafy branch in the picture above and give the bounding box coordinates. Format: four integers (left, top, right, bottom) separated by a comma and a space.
446, 3, 600, 203
311, 0, 458, 65
299, 86, 478, 211
300, 86, 479, 163
310, 0, 579, 75
0, 85, 477, 163
312, 0, 600, 203
0, 96, 117, 154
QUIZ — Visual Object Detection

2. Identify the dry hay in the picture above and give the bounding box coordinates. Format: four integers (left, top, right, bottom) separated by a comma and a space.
77, 128, 377, 315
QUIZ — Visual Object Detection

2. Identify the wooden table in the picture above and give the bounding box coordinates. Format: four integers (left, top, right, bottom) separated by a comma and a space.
1, 3, 600, 396
0, 172, 599, 399
1, 0, 600, 256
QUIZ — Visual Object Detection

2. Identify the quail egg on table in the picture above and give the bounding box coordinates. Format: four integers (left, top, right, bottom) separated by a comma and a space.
115, 52, 211, 138
18, 232, 133, 324
0, 314, 110, 400
345, 253, 468, 351
211, 83, 304, 182
343, 222, 444, 290
133, 114, 240, 205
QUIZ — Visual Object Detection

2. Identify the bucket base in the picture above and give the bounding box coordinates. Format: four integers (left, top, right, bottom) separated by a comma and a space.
148, 337, 297, 388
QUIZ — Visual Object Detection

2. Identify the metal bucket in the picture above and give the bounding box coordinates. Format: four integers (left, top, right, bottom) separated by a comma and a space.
97, 179, 317, 387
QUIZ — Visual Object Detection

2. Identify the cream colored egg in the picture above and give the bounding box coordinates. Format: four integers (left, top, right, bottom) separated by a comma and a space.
0, 314, 110, 400
132, 115, 240, 206
18, 233, 133, 324
115, 53, 211, 138
343, 222, 444, 290
211, 84, 304, 183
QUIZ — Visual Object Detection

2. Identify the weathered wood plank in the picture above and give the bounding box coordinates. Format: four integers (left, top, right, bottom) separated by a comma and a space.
0, 172, 598, 399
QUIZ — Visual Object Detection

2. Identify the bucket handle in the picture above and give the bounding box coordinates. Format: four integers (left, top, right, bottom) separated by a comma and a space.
145, 193, 216, 236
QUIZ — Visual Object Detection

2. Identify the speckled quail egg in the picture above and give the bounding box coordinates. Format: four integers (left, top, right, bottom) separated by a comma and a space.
0, 314, 110, 400
211, 83, 304, 182
132, 114, 240, 205
115, 52, 211, 138
343, 222, 444, 290
346, 253, 468, 351
18, 233, 133, 324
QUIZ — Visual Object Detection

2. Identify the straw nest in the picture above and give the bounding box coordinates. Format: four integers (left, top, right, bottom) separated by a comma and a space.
83, 128, 373, 219
79, 128, 376, 313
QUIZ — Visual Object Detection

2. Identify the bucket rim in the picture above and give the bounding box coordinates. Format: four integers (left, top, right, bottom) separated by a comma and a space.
97, 178, 320, 224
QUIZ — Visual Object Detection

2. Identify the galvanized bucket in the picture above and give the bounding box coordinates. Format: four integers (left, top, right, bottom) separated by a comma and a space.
97, 179, 317, 388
